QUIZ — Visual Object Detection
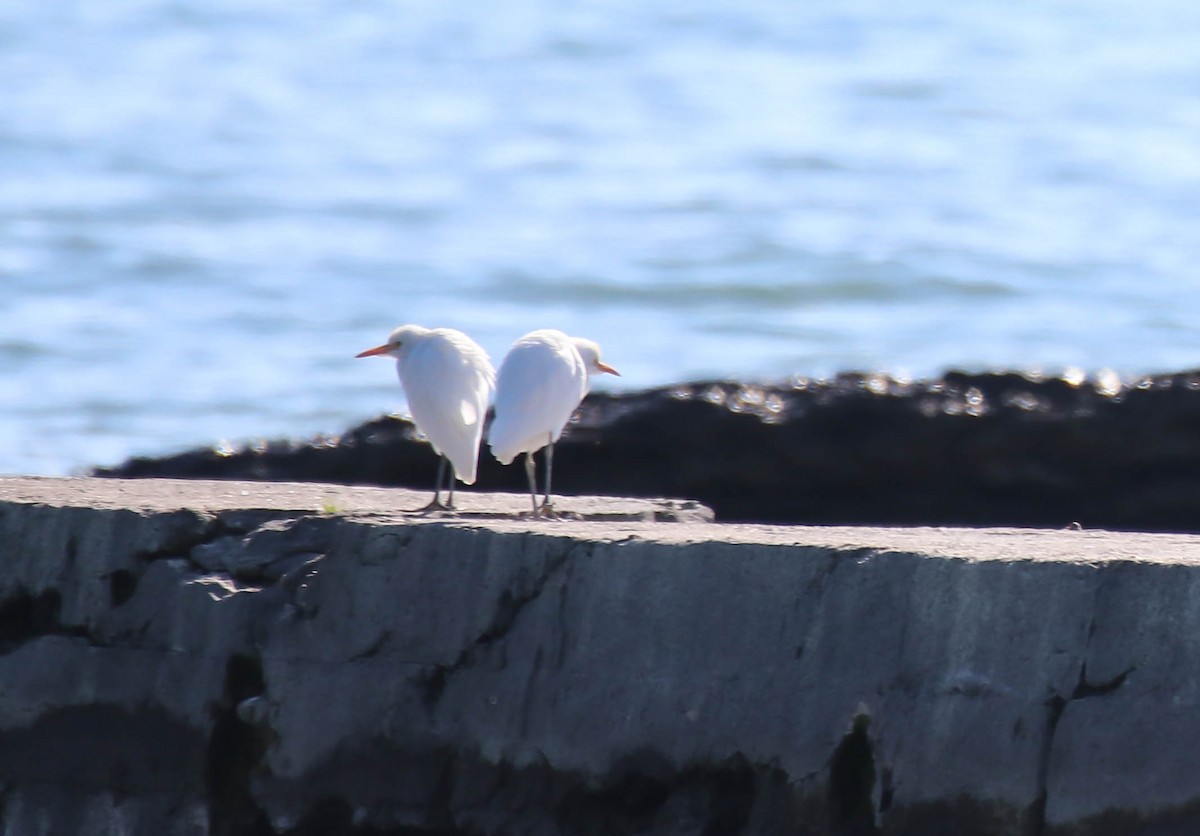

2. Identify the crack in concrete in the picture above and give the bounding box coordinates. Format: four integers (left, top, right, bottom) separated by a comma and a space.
205, 653, 272, 835
348, 630, 392, 662
553, 552, 576, 671
141, 513, 330, 609
133, 509, 225, 564
1028, 565, 1135, 836
828, 712, 880, 834
419, 545, 574, 711
1030, 690, 1067, 836
1, 510, 324, 658
137, 509, 310, 569
792, 549, 845, 664
0, 588, 94, 655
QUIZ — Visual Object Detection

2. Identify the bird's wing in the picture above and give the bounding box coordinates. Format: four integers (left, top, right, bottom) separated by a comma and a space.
400, 334, 494, 484
487, 337, 587, 464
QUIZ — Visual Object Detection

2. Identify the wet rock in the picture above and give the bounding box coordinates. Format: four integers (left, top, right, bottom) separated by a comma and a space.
96, 369, 1200, 530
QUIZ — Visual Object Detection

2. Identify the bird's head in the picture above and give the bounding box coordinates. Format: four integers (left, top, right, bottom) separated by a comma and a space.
355, 324, 431, 360
572, 338, 620, 377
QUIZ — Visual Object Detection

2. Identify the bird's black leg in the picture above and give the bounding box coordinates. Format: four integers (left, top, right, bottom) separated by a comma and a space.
524, 451, 539, 516
410, 456, 452, 515
433, 456, 447, 506
445, 460, 456, 510
540, 441, 555, 516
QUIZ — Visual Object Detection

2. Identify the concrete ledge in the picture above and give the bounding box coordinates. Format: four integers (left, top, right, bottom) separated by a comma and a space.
2, 477, 1199, 835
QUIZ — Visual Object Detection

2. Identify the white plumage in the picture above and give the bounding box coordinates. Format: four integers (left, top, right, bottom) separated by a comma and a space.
488, 328, 619, 514
356, 325, 495, 508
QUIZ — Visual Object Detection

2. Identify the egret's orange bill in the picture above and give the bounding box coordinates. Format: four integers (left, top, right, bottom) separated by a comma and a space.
355, 344, 392, 358
596, 361, 620, 376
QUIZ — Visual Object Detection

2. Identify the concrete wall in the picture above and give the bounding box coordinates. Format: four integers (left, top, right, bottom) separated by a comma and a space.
2, 477, 1199, 835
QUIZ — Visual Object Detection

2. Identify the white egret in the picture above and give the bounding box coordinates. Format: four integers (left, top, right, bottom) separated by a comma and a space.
356, 325, 495, 512
488, 329, 619, 516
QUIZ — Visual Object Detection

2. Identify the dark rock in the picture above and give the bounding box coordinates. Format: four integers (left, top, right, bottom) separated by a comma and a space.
96, 369, 1200, 531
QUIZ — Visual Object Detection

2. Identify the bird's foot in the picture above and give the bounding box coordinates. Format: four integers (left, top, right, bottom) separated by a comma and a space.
407, 499, 456, 517
514, 502, 556, 521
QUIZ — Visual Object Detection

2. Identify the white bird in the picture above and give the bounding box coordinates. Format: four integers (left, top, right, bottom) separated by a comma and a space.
488, 329, 619, 516
356, 325, 495, 512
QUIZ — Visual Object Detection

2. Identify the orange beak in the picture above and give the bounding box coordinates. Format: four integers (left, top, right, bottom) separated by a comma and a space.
596, 361, 620, 376
355, 343, 393, 358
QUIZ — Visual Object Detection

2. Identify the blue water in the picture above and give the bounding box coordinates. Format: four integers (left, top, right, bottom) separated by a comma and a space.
4, 0, 1200, 475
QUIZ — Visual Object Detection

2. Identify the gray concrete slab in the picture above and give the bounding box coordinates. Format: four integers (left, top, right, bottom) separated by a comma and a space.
3, 476, 1200, 835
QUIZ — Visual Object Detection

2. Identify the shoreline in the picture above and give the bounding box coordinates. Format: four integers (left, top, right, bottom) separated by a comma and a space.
93, 368, 1200, 532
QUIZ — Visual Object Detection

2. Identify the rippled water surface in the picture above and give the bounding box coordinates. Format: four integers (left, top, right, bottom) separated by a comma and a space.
4, 0, 1200, 473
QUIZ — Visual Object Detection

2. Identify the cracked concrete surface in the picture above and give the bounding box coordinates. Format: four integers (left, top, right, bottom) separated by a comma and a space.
3, 477, 1200, 834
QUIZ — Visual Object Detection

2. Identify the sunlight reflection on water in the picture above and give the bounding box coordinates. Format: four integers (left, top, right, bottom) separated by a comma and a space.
3, 0, 1200, 473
